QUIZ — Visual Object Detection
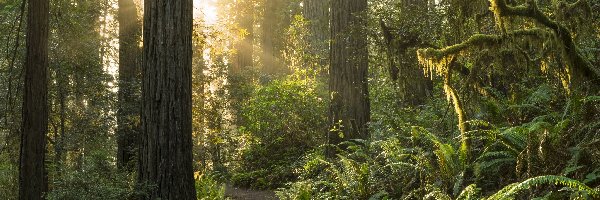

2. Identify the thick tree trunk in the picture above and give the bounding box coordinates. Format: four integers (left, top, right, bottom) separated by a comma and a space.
117, 0, 141, 171
138, 0, 196, 199
19, 0, 49, 199
232, 0, 254, 73
328, 0, 369, 154
303, 0, 329, 68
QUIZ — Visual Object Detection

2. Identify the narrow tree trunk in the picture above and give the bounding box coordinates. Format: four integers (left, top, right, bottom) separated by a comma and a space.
390, 0, 433, 106
328, 0, 369, 155
54, 87, 66, 175
260, 0, 280, 74
117, 0, 141, 171
232, 0, 254, 73
303, 0, 329, 68
138, 0, 196, 199
20, 0, 49, 198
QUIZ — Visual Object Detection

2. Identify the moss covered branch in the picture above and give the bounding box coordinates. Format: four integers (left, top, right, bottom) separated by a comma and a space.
490, 0, 600, 84
417, 29, 545, 65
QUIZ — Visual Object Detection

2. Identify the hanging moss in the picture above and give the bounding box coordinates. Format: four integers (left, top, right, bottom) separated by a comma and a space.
489, 0, 600, 85
415, 0, 599, 172
417, 28, 547, 80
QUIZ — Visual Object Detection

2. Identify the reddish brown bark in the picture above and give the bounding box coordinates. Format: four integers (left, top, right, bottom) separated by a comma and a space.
20, 0, 49, 199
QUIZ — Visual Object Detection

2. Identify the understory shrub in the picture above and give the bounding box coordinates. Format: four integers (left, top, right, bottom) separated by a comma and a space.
234, 76, 328, 189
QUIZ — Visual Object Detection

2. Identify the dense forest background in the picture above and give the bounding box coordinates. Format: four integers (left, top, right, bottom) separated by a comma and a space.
1, 0, 600, 199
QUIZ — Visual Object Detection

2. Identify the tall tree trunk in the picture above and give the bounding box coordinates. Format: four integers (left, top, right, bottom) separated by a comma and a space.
117, 0, 141, 171
232, 0, 254, 73
303, 0, 329, 69
383, 0, 432, 106
138, 0, 196, 199
20, 0, 49, 198
328, 0, 369, 155
260, 0, 280, 74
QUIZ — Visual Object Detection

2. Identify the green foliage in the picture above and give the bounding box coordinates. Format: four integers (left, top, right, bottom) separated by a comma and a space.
275, 142, 379, 199
275, 180, 314, 200
0, 0, 598, 198
456, 184, 480, 200
279, 88, 600, 199
195, 173, 226, 200
46, 152, 135, 200
0, 159, 18, 200
233, 76, 328, 189
486, 175, 600, 199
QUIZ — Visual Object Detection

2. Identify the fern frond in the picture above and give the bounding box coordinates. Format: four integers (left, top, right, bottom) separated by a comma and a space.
477, 151, 515, 160
582, 96, 600, 103
486, 175, 600, 199
477, 158, 516, 172
485, 183, 518, 200
499, 127, 527, 153
524, 121, 552, 134
385, 162, 422, 171
464, 129, 499, 142
423, 185, 452, 200
435, 143, 462, 179
411, 126, 444, 147
456, 184, 481, 200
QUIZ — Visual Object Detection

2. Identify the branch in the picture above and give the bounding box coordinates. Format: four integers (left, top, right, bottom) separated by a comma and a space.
417, 29, 546, 63
490, 0, 600, 84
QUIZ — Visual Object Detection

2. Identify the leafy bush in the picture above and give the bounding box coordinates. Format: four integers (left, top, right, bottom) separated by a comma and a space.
195, 173, 226, 200
46, 152, 134, 200
234, 76, 328, 189
0, 160, 18, 200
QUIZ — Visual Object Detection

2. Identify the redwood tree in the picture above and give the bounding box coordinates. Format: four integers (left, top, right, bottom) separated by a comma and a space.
328, 0, 370, 153
260, 0, 286, 74
138, 0, 196, 198
20, 0, 49, 198
116, 0, 141, 171
303, 0, 329, 68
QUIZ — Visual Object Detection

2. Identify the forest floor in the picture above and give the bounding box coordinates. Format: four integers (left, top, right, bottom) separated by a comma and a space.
225, 185, 278, 200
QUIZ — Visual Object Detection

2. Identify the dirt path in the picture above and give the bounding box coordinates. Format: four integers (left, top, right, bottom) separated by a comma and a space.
224, 185, 278, 200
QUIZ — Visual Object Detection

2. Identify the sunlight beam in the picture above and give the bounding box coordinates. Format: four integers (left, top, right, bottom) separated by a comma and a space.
194, 0, 218, 24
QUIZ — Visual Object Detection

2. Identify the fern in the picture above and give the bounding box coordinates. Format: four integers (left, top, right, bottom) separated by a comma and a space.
524, 121, 552, 134
424, 185, 452, 200
477, 158, 515, 173
486, 183, 518, 200
478, 151, 515, 160
498, 127, 527, 154
476, 150, 517, 174
582, 96, 600, 103
485, 175, 600, 199
455, 184, 480, 200
411, 126, 444, 147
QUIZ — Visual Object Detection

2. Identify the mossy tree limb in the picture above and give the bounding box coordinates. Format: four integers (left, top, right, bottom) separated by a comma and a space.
417, 29, 550, 164
490, 0, 600, 84
417, 29, 546, 66
444, 62, 469, 164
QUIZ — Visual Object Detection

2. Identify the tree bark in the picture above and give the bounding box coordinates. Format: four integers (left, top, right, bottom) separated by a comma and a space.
19, 0, 49, 199
303, 0, 329, 69
138, 0, 196, 199
117, 0, 141, 171
328, 0, 370, 154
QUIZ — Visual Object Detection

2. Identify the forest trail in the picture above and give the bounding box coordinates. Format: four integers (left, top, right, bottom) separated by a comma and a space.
225, 185, 278, 200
